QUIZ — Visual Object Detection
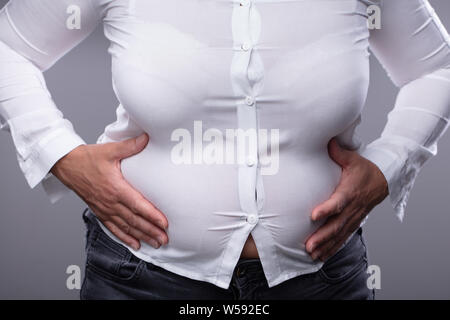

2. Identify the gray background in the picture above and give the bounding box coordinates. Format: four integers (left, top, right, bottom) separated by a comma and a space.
1, 0, 449, 300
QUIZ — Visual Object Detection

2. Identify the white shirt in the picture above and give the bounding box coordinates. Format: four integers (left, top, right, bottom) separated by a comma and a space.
1, 0, 449, 289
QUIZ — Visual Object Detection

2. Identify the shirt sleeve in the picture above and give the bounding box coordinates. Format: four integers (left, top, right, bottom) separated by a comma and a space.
0, 0, 102, 203
359, 0, 450, 221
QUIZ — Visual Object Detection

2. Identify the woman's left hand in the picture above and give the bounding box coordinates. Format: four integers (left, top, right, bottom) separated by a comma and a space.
305, 137, 389, 262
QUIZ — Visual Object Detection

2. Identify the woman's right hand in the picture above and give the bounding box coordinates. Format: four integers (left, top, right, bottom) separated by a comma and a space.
50, 133, 169, 251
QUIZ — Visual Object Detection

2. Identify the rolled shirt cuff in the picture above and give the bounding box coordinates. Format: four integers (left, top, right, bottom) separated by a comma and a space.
358, 138, 429, 222
21, 128, 86, 203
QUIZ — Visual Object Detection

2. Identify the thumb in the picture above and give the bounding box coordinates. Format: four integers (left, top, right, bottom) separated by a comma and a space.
111, 132, 149, 160
328, 137, 353, 168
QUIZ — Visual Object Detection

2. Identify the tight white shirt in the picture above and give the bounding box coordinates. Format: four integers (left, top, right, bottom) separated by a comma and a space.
1, 0, 449, 289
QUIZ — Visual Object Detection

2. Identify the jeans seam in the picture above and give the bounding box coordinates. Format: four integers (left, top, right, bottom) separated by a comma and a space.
84, 207, 130, 258
83, 207, 144, 282
95, 232, 129, 259
318, 258, 367, 284
86, 258, 146, 283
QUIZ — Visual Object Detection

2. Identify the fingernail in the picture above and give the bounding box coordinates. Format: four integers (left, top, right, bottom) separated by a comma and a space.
132, 244, 139, 251
149, 239, 160, 249
312, 211, 321, 221
159, 220, 168, 230
157, 236, 166, 245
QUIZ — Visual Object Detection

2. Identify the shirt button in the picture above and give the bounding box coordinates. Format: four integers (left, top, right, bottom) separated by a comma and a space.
245, 157, 256, 167
241, 42, 252, 51
247, 214, 258, 225
246, 157, 256, 167
245, 95, 255, 106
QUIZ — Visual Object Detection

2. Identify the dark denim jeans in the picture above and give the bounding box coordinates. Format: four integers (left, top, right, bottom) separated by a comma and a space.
80, 207, 375, 300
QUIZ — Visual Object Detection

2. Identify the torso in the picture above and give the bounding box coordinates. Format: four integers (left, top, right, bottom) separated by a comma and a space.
96, 0, 372, 287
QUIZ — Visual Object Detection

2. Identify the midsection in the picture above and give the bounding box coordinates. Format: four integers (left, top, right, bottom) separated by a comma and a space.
102, 0, 371, 261
107, 42, 368, 262
118, 144, 341, 258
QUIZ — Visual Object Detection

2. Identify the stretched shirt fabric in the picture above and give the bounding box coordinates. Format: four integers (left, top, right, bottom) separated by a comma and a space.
1, 0, 450, 289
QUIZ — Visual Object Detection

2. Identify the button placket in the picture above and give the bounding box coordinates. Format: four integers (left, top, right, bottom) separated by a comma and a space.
241, 42, 252, 51
245, 95, 255, 106
230, 0, 262, 220
214, 0, 267, 290
240, 0, 258, 218
246, 156, 256, 167
246, 214, 258, 225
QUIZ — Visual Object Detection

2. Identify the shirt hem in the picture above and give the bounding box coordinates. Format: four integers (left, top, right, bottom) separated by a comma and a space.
96, 219, 233, 289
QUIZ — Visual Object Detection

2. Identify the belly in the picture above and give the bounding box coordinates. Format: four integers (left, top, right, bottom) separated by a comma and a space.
119, 144, 341, 260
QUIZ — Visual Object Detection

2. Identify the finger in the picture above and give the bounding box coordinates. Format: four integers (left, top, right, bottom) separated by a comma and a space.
310, 235, 339, 261
115, 202, 168, 245
110, 214, 161, 249
129, 227, 161, 249
102, 219, 140, 251
305, 214, 349, 253
310, 211, 359, 260
106, 132, 149, 160
318, 214, 364, 260
312, 227, 352, 261
117, 182, 169, 230
311, 190, 349, 221
320, 236, 348, 262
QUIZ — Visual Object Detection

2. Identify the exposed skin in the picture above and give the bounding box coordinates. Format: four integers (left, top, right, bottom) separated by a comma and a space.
50, 133, 169, 251
51, 133, 388, 262
305, 137, 389, 262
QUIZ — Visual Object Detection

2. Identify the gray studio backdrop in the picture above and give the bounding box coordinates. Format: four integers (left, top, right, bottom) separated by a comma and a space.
1, 0, 450, 300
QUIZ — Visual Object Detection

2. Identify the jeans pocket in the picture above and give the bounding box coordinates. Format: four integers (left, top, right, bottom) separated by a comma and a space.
318, 228, 368, 284
84, 209, 144, 282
